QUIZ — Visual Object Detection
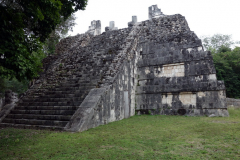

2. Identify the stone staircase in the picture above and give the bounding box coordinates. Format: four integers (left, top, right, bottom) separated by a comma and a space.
0, 78, 97, 130
0, 27, 133, 130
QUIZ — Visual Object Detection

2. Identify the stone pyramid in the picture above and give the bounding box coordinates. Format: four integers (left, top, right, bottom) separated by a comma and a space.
0, 5, 228, 132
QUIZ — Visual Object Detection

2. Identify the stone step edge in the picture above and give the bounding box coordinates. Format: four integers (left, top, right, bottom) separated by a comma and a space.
3, 118, 69, 123
14, 106, 78, 110
6, 113, 72, 118
10, 110, 76, 115
0, 123, 65, 131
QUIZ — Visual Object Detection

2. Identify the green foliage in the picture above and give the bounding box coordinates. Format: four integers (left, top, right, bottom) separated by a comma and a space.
0, 0, 87, 81
148, 110, 152, 115
43, 14, 77, 55
212, 47, 240, 98
0, 77, 6, 94
202, 34, 240, 98
0, 108, 240, 159
0, 77, 29, 95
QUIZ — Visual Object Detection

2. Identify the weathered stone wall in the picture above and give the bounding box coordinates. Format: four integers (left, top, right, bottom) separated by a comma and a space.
135, 14, 228, 116
65, 60, 136, 132
227, 98, 240, 108
65, 25, 142, 132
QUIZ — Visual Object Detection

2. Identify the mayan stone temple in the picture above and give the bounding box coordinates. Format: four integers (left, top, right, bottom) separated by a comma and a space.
0, 5, 229, 132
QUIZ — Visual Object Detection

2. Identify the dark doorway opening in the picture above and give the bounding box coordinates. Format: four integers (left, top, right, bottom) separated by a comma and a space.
178, 109, 186, 115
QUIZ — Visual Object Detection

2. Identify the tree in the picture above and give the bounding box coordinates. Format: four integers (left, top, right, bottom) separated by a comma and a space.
43, 14, 77, 55
0, 0, 87, 81
212, 47, 240, 98
201, 34, 239, 53
202, 34, 240, 98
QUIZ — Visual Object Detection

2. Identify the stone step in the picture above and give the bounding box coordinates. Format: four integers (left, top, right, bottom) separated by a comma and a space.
14, 106, 78, 111
21, 97, 84, 103
30, 88, 91, 94
33, 91, 90, 97
2, 118, 68, 127
40, 87, 93, 92
27, 91, 86, 98
44, 93, 89, 98
53, 86, 93, 91
57, 83, 96, 87
0, 123, 64, 131
10, 110, 76, 115
18, 101, 82, 106
45, 90, 90, 95
6, 114, 72, 121
64, 80, 92, 84
40, 82, 95, 87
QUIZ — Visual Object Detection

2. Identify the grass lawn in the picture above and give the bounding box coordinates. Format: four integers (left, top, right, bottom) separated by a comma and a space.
0, 107, 240, 160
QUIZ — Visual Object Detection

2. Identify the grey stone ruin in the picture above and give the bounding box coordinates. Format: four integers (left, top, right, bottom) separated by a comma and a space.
128, 16, 138, 27
0, 5, 229, 132
86, 20, 101, 36
149, 5, 165, 20
105, 21, 118, 31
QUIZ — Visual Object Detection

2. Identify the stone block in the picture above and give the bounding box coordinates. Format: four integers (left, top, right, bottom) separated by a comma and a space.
128, 16, 138, 27
105, 21, 118, 31
86, 20, 101, 36
149, 5, 165, 20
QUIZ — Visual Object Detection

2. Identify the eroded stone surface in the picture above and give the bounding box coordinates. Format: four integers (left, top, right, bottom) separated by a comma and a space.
135, 13, 227, 117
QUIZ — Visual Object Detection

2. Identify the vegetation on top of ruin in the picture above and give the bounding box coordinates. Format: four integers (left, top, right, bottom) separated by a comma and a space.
0, 107, 240, 159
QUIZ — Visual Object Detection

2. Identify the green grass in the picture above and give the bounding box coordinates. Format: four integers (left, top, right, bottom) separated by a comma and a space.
1, 108, 240, 160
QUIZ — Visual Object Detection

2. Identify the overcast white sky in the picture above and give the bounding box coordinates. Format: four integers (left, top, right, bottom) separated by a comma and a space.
71, 0, 240, 45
